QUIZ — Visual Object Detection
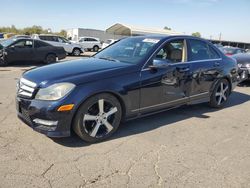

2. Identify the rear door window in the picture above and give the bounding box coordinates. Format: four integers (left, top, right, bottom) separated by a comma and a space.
188, 40, 210, 61
188, 39, 220, 61
34, 40, 50, 48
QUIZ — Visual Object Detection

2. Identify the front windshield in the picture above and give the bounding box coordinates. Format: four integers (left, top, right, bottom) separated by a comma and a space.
94, 37, 160, 64
0, 39, 15, 47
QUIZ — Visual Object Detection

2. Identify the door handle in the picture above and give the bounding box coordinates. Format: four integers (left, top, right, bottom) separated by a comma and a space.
177, 67, 190, 73
214, 62, 220, 67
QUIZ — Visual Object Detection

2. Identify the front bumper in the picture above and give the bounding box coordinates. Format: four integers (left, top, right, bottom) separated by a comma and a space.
238, 68, 250, 81
16, 97, 73, 137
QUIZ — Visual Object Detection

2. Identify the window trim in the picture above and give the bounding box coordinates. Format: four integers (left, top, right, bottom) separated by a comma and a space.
142, 38, 188, 70
187, 39, 221, 62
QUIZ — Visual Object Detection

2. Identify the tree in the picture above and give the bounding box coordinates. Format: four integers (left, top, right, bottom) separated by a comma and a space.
58, 30, 67, 37
192, 32, 201, 38
0, 25, 67, 37
163, 26, 171, 30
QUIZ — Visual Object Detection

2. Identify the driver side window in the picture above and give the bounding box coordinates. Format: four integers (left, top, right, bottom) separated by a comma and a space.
155, 39, 185, 63
13, 40, 33, 48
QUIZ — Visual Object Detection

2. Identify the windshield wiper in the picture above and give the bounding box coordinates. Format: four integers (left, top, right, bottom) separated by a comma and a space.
98, 56, 120, 62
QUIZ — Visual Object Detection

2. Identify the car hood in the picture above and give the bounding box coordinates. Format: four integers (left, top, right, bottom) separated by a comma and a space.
23, 58, 137, 87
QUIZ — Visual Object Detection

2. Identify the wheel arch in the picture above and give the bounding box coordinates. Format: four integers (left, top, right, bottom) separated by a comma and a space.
210, 76, 232, 96
44, 53, 57, 63
70, 90, 127, 132
72, 47, 82, 53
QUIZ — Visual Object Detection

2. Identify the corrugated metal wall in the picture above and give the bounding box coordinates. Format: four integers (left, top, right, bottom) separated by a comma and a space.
67, 28, 125, 42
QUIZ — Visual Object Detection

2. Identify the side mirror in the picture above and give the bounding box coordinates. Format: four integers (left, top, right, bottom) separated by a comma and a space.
148, 59, 170, 70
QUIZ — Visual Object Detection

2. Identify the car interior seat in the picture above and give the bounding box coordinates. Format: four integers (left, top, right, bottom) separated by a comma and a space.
170, 49, 182, 63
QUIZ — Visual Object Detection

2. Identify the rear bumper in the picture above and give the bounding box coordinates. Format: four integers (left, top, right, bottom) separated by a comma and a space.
16, 97, 73, 137
58, 53, 67, 60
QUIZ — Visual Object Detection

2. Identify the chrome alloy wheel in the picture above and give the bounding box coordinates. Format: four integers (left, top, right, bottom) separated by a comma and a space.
83, 99, 118, 138
215, 82, 229, 105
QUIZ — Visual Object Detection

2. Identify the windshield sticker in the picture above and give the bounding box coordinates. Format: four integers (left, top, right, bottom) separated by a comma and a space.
143, 38, 160, 43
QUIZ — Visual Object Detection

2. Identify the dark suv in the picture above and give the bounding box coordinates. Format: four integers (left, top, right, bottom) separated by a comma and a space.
16, 35, 239, 142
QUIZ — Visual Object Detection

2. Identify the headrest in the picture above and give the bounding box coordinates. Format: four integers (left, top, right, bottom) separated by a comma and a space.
170, 49, 182, 62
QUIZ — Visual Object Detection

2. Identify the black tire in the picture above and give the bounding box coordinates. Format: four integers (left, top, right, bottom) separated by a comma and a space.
72, 48, 81, 56
73, 93, 122, 143
0, 59, 8, 66
45, 54, 57, 64
209, 79, 230, 108
93, 46, 99, 52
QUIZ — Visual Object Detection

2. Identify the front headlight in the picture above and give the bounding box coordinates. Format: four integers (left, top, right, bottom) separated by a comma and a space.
35, 83, 75, 101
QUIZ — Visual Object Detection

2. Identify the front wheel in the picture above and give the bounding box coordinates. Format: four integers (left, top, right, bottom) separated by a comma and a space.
72, 48, 81, 56
209, 79, 230, 108
73, 93, 122, 143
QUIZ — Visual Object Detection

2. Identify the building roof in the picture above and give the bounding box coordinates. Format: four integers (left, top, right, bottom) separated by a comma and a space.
106, 23, 182, 36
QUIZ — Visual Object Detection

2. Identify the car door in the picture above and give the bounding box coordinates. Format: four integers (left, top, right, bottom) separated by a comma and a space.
139, 39, 192, 114
5, 39, 34, 63
84, 38, 92, 49
186, 39, 222, 100
34, 40, 52, 62
58, 36, 72, 53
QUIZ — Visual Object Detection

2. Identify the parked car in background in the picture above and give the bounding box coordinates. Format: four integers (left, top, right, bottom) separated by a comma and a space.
232, 53, 250, 81
16, 35, 238, 143
10, 35, 31, 39
223, 47, 245, 56
0, 38, 66, 66
102, 39, 117, 49
32, 34, 83, 56
213, 43, 224, 52
0, 33, 4, 39
78, 37, 101, 52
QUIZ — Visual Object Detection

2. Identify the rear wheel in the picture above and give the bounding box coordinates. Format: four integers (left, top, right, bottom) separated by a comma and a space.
209, 79, 230, 108
45, 54, 57, 64
73, 93, 122, 143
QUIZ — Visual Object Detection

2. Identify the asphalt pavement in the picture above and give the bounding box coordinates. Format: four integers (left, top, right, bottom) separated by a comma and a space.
0, 58, 250, 187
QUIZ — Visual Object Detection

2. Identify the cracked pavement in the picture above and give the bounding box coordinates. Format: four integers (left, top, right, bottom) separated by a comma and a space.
0, 61, 250, 187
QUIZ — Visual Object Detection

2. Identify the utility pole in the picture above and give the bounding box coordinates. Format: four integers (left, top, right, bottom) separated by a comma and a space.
219, 32, 222, 43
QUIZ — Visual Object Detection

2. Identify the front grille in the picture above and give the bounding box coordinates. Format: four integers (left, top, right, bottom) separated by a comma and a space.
21, 108, 33, 125
17, 78, 37, 98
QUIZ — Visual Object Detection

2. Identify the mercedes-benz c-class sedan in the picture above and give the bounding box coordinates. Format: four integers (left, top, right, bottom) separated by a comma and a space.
16, 35, 239, 142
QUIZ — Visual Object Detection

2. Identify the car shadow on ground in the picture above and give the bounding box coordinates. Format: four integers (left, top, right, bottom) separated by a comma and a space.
0, 62, 43, 70
52, 90, 250, 147
238, 80, 250, 87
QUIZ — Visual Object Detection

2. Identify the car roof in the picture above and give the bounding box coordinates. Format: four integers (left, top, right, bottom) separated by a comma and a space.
80, 36, 100, 39
128, 35, 210, 43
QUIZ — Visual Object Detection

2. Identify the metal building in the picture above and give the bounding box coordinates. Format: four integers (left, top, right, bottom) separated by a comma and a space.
67, 28, 124, 42
106, 23, 182, 36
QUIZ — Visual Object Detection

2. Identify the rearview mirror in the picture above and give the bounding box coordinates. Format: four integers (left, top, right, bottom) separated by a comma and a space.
149, 59, 170, 69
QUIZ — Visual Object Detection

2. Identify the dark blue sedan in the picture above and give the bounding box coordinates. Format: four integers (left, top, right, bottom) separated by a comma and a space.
16, 35, 239, 142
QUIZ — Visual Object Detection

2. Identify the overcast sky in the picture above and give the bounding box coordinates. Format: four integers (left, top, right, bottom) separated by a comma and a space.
1, 0, 249, 42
